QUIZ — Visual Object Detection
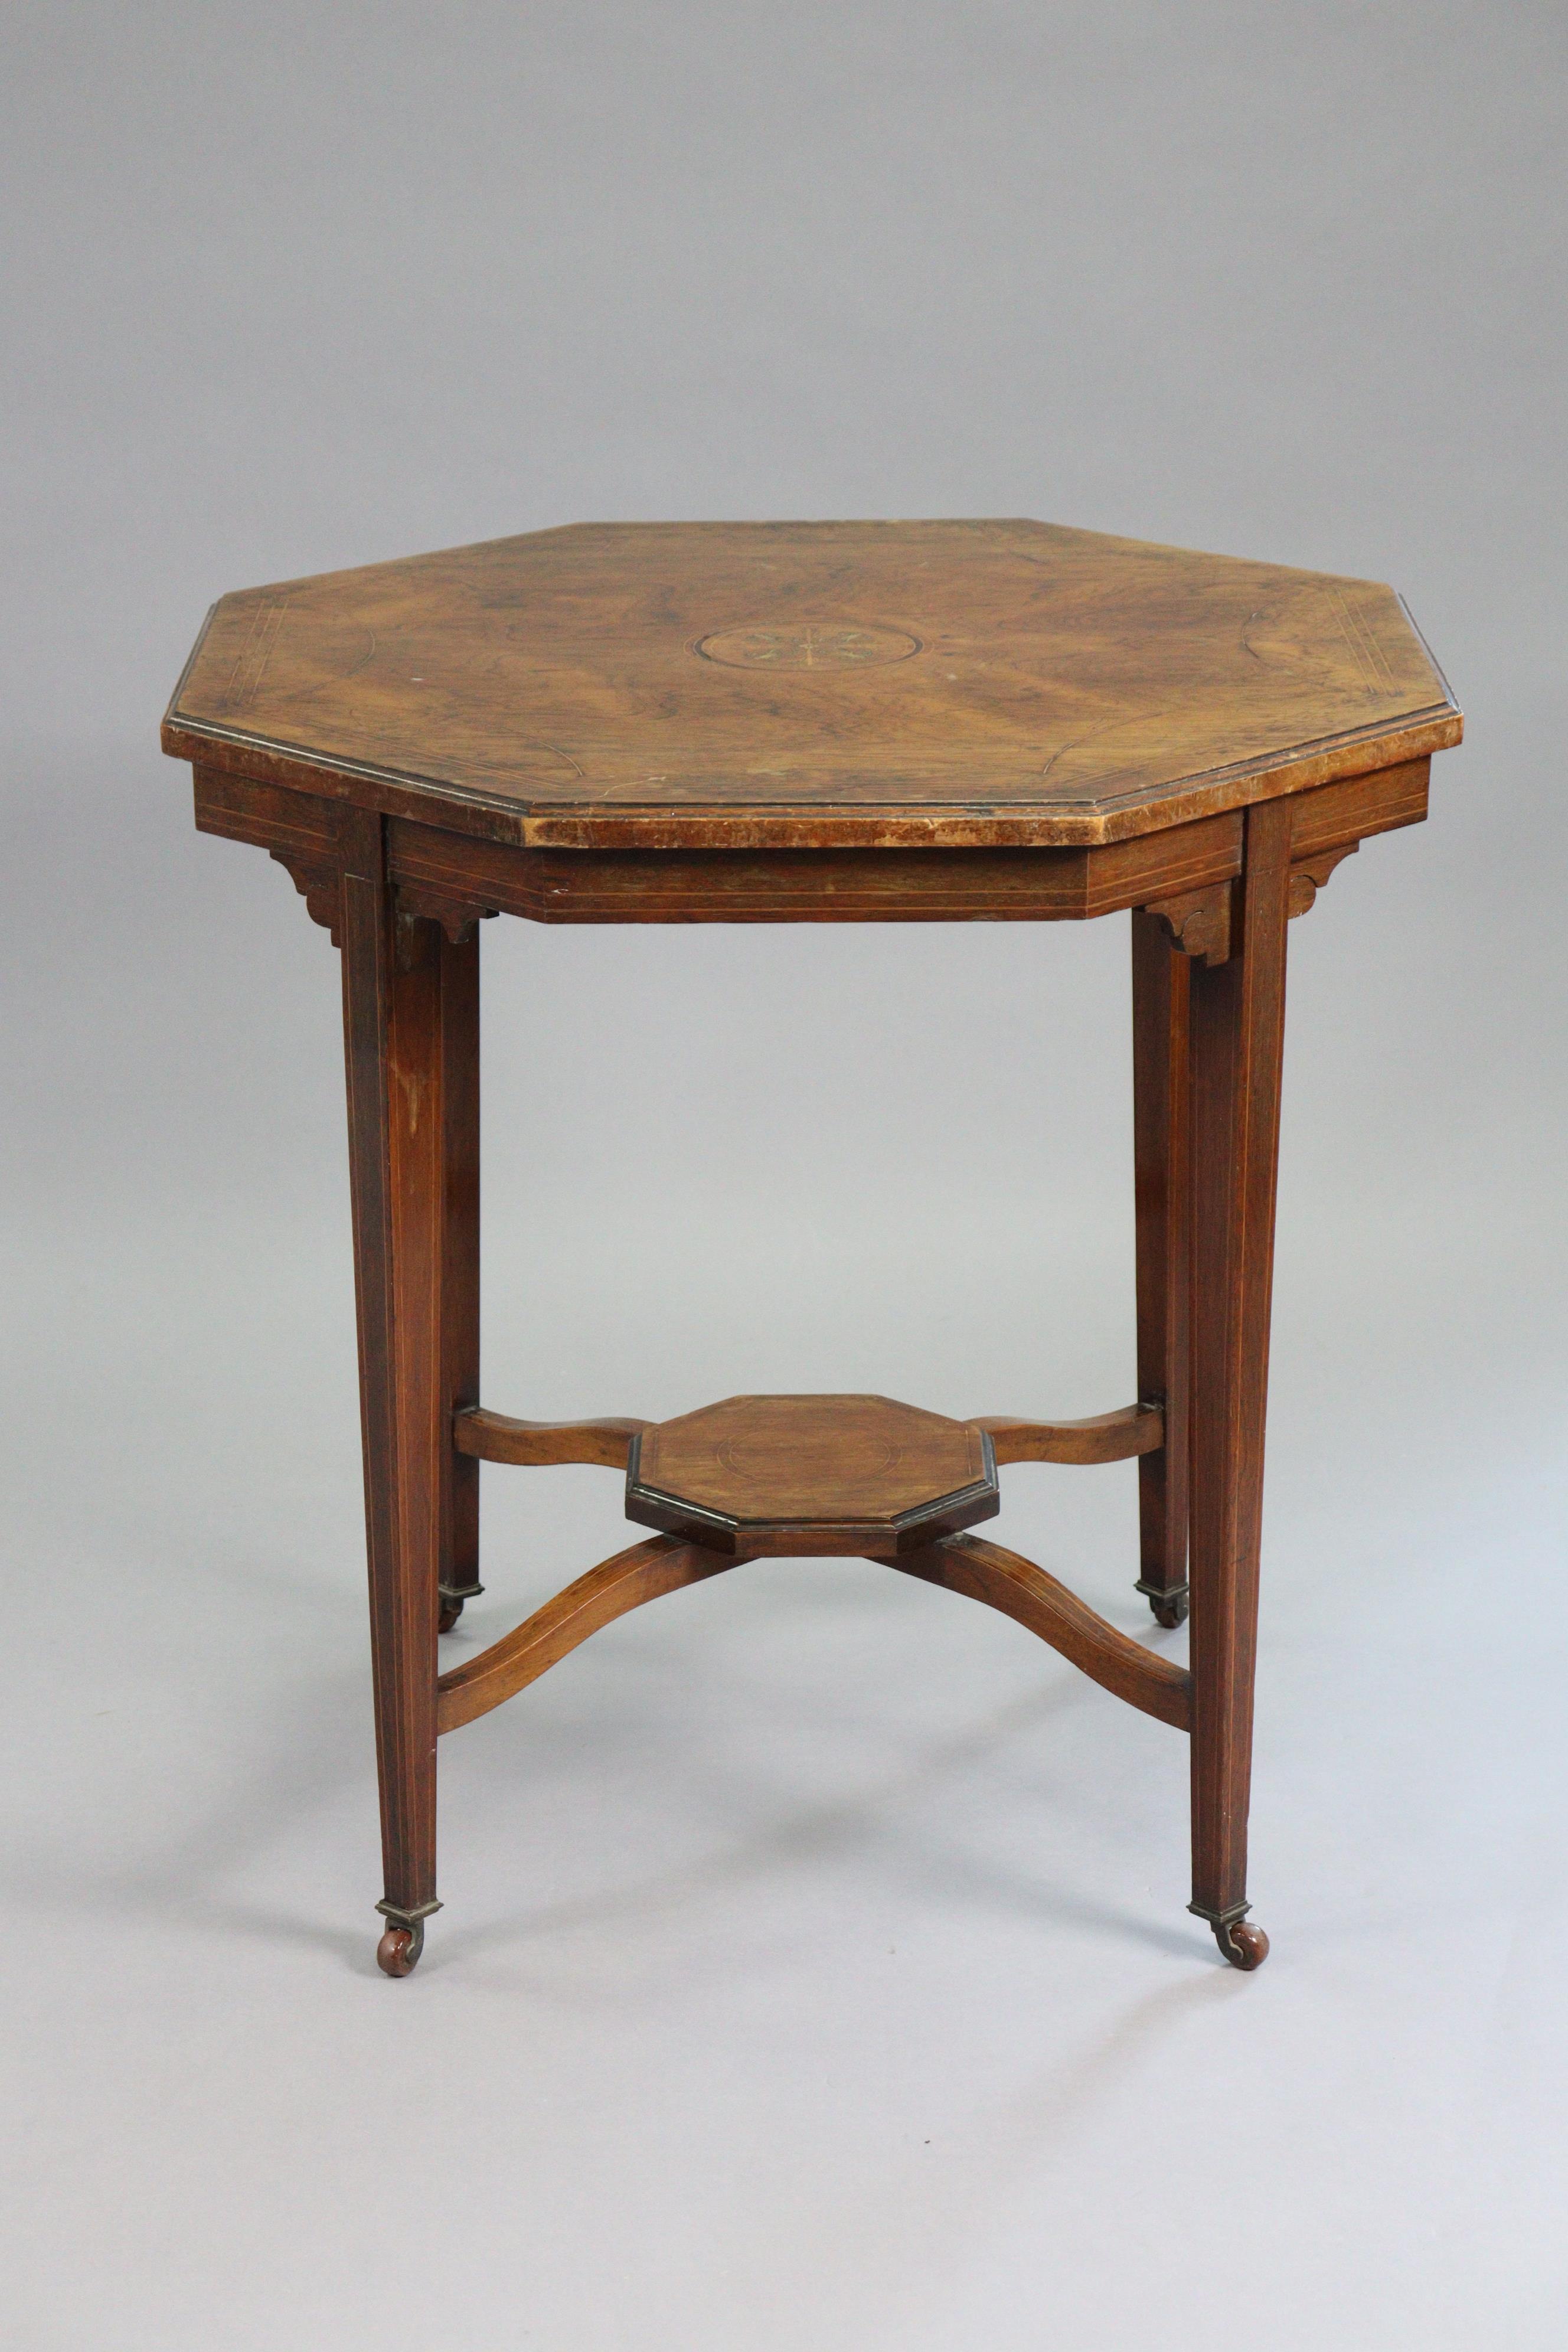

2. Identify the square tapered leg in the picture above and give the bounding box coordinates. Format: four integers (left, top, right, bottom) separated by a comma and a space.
1185, 798, 1292, 1971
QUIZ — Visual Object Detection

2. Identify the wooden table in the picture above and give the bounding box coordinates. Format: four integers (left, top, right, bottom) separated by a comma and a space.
164, 519, 1461, 1977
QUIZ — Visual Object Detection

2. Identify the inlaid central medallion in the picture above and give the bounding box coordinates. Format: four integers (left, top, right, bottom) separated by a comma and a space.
696, 621, 920, 671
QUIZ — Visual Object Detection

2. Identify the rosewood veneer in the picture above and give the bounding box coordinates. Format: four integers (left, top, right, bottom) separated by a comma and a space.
164, 517, 1461, 1977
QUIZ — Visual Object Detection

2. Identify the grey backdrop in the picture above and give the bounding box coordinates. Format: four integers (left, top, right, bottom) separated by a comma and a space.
5, 6, 1565, 2347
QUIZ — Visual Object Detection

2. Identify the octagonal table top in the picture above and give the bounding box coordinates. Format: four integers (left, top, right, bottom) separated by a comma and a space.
164, 518, 1461, 851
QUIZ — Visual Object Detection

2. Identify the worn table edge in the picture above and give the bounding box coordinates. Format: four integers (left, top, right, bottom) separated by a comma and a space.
161, 700, 1463, 852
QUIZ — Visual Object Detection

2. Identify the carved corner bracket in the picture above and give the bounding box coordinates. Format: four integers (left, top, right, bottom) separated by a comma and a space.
395, 884, 500, 945
1144, 836, 1363, 959
270, 850, 342, 945
1145, 881, 1232, 966
268, 853, 504, 953
1287, 842, 1359, 919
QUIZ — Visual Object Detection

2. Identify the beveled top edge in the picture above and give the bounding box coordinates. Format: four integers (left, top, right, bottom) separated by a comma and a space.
162, 700, 1462, 850
162, 519, 1464, 850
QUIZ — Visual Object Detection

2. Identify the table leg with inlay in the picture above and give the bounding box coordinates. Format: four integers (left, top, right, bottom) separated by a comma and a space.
164, 514, 1461, 1984
338, 817, 456, 1977
1131, 907, 1193, 1632
1184, 798, 1293, 1971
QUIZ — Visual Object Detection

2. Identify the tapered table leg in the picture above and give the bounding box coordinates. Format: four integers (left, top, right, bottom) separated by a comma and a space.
1187, 798, 1292, 1971
1131, 910, 1192, 1628
436, 927, 481, 1631
339, 815, 460, 1977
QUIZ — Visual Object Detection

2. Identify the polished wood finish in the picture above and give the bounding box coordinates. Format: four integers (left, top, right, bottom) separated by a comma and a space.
455, 1406, 650, 1469
973, 1403, 1162, 1465
1145, 882, 1232, 968
437, 1536, 733, 1734
1131, 913, 1193, 1628
1185, 796, 1293, 1955
165, 520, 1459, 850
625, 1394, 999, 1559
193, 753, 1431, 931
436, 927, 481, 1625
338, 817, 445, 1931
382, 806, 1247, 926
894, 1534, 1191, 1730
1288, 842, 1358, 917
169, 515, 1461, 1976
437, 1525, 1190, 1742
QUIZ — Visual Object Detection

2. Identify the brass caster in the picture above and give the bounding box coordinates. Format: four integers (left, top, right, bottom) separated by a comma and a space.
374, 1899, 440, 1977
1189, 1900, 1269, 1971
1214, 1917, 1270, 1971
1135, 1578, 1188, 1629
377, 1922, 424, 1977
438, 1580, 484, 1634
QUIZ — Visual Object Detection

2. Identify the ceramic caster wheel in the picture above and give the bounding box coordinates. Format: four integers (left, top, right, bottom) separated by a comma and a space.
1214, 1917, 1270, 1971
376, 1920, 424, 1977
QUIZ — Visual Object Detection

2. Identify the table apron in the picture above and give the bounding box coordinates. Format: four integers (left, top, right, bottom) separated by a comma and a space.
190, 753, 1427, 928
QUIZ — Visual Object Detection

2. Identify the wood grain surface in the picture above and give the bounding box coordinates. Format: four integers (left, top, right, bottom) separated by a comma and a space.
972, 1403, 1163, 1464
1187, 795, 1293, 1933
893, 1533, 1192, 1732
1131, 910, 1193, 1625
454, 1406, 650, 1468
437, 1536, 735, 1734
171, 518, 1462, 1974
626, 1393, 1001, 1557
337, 822, 449, 1923
190, 754, 1433, 931
164, 519, 1461, 850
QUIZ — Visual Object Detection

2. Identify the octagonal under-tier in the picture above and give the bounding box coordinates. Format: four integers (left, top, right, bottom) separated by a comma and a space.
624, 1393, 1001, 1559
162, 518, 1460, 852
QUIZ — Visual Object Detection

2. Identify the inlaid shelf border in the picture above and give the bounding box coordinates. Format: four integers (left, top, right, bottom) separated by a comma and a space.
437, 1397, 1188, 1738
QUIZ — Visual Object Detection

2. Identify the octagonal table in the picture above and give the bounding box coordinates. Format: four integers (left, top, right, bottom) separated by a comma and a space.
163, 519, 1462, 1976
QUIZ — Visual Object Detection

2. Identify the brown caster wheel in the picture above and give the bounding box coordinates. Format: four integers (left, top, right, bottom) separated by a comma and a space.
1214, 1917, 1270, 1971
375, 1918, 426, 1977
438, 1599, 464, 1634
1136, 1580, 1189, 1629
